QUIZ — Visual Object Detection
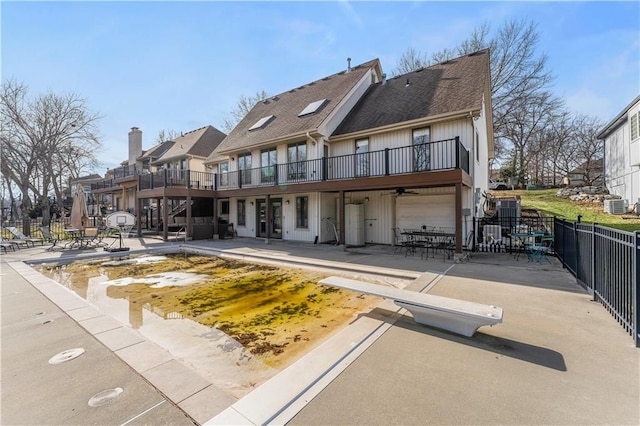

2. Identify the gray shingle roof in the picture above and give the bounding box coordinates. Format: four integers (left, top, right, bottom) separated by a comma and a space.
156, 125, 226, 163
332, 50, 490, 137
209, 59, 381, 158
138, 140, 175, 161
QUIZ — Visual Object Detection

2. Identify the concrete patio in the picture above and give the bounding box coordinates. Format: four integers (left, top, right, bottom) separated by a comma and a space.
1, 237, 638, 425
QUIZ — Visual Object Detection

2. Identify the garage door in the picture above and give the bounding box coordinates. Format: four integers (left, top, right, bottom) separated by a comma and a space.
396, 194, 455, 230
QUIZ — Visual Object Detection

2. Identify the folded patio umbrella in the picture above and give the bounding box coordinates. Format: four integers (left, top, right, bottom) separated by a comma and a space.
70, 185, 89, 229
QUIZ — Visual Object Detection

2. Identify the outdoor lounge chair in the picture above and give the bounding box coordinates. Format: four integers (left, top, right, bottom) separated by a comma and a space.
1, 236, 30, 249
0, 241, 18, 253
39, 226, 60, 250
6, 226, 43, 247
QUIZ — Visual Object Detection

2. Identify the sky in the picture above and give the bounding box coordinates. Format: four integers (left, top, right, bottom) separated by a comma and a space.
3, 1, 639, 173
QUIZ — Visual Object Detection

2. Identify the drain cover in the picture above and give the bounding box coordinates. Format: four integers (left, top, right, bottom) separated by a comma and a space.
88, 387, 124, 407
48, 348, 85, 364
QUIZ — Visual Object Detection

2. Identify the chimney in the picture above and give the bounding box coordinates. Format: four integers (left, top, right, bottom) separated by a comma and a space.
347, 57, 352, 73
128, 127, 142, 171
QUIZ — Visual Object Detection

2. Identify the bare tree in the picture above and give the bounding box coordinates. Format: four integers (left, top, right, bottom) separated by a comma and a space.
392, 47, 430, 76
571, 114, 605, 185
156, 129, 180, 143
0, 79, 101, 227
501, 90, 563, 188
393, 19, 554, 171
222, 90, 269, 133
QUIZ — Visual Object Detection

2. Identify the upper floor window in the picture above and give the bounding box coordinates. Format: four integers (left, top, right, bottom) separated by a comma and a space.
412, 127, 430, 172
287, 142, 307, 180
261, 148, 277, 183
219, 162, 229, 186
238, 153, 252, 185
355, 138, 369, 177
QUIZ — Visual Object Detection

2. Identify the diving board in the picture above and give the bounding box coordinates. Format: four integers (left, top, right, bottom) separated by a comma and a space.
319, 276, 503, 337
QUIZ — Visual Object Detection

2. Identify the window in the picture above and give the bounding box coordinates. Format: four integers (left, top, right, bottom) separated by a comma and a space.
220, 200, 229, 215
219, 162, 229, 186
287, 142, 307, 180
261, 148, 277, 183
355, 138, 369, 177
238, 153, 252, 185
237, 200, 246, 226
296, 196, 309, 228
412, 127, 430, 171
631, 112, 639, 141
249, 115, 275, 131
298, 99, 327, 117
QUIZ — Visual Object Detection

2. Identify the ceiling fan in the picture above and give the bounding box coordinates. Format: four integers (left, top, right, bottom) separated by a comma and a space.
383, 187, 419, 196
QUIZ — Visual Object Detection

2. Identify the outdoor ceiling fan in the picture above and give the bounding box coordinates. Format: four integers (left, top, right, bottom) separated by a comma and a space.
383, 187, 419, 196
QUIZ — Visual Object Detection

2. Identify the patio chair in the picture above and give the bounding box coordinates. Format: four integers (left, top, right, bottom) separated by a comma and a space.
6, 226, 43, 247
392, 227, 407, 253
78, 227, 100, 248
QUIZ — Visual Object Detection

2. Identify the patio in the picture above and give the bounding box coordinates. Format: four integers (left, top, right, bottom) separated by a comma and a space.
1, 237, 638, 425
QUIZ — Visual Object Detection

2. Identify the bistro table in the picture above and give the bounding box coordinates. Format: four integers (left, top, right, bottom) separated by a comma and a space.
62, 228, 84, 249
401, 229, 456, 259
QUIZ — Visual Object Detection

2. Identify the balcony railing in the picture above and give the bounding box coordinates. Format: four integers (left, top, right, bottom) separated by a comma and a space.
134, 137, 469, 192
138, 169, 214, 190
91, 179, 116, 190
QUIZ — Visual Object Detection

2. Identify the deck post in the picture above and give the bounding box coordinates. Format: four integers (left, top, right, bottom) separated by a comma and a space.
162, 196, 168, 242
455, 183, 462, 255
339, 190, 346, 251
186, 194, 192, 241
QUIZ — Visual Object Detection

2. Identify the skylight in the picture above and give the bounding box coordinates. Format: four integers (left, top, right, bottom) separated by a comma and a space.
298, 99, 327, 117
248, 115, 274, 131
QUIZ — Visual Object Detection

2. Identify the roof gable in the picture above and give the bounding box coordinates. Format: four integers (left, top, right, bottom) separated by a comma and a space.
210, 59, 380, 157
332, 50, 490, 137
156, 125, 226, 163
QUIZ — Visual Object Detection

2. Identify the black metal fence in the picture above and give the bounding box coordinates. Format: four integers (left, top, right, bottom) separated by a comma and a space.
474, 214, 556, 254
555, 217, 640, 347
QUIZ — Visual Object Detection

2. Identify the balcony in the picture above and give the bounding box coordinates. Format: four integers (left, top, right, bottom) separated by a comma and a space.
137, 137, 469, 193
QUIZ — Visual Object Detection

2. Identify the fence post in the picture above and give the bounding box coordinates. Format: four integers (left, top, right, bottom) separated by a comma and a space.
591, 223, 597, 298
634, 231, 639, 347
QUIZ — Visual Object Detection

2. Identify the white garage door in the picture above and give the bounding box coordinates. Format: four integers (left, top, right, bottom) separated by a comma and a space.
396, 194, 455, 230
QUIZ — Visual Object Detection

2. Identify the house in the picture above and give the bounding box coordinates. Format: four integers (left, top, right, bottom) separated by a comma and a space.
70, 174, 103, 215
200, 50, 493, 254
92, 125, 226, 228
597, 95, 640, 212
565, 158, 604, 187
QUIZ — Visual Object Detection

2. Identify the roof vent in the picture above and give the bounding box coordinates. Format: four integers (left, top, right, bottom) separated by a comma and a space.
347, 57, 352, 73
405, 78, 410, 87
382, 73, 387, 85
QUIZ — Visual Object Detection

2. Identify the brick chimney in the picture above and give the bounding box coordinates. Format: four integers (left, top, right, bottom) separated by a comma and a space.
128, 127, 142, 171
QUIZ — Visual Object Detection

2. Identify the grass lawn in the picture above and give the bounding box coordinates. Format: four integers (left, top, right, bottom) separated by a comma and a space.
491, 188, 640, 233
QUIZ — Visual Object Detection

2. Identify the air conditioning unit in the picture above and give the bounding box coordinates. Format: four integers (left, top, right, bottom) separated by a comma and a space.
604, 199, 626, 215
497, 199, 521, 227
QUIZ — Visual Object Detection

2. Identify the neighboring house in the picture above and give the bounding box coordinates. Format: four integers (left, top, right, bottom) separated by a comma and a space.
597, 95, 640, 211
92, 125, 226, 218
566, 158, 604, 187
199, 50, 493, 253
70, 174, 103, 215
